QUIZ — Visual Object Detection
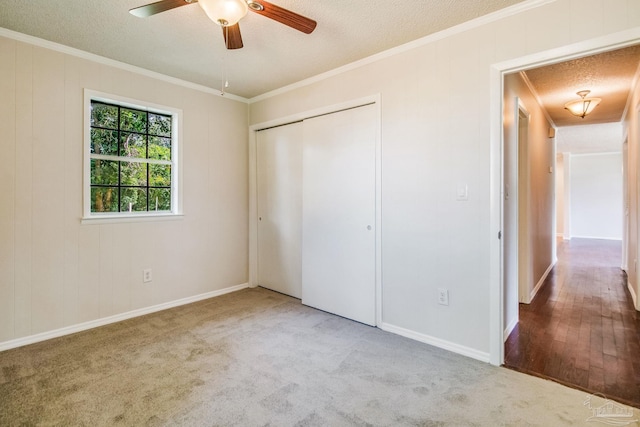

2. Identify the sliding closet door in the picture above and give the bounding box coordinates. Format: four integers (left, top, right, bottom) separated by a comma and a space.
256, 123, 303, 298
302, 104, 377, 326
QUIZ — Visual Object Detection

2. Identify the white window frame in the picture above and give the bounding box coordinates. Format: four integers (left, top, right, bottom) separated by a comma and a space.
82, 89, 183, 223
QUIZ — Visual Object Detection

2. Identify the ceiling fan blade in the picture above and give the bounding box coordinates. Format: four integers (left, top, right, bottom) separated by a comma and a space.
129, 0, 197, 18
249, 0, 317, 34
222, 24, 243, 49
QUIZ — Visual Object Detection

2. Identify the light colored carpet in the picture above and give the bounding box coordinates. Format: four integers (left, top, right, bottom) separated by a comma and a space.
0, 287, 637, 426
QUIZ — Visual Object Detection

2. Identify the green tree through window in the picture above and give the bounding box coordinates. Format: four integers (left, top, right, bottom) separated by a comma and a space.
90, 101, 173, 213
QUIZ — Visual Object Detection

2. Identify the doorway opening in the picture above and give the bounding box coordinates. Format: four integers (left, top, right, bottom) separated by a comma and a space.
492, 36, 640, 407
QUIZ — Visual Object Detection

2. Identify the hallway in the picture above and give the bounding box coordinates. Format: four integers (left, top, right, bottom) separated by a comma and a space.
504, 238, 640, 408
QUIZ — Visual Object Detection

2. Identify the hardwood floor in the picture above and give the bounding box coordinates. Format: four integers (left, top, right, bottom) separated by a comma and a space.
504, 238, 640, 408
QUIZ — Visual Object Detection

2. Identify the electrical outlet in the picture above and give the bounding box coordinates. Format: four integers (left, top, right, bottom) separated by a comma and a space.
438, 288, 449, 306
143, 268, 152, 283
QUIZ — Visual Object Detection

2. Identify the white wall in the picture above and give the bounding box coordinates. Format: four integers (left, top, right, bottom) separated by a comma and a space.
555, 123, 625, 242
249, 0, 640, 360
556, 154, 565, 237
0, 36, 249, 347
563, 153, 572, 239
570, 153, 623, 240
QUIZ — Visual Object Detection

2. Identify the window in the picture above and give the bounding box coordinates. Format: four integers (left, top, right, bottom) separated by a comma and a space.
84, 90, 181, 220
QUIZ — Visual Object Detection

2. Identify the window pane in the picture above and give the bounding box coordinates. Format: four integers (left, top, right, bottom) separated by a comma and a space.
121, 161, 147, 186
120, 188, 148, 212
149, 188, 171, 211
120, 107, 147, 133
87, 96, 177, 216
91, 159, 119, 185
149, 113, 172, 137
149, 164, 171, 187
91, 129, 118, 156
120, 132, 147, 159
148, 136, 171, 160
91, 102, 118, 129
91, 187, 119, 212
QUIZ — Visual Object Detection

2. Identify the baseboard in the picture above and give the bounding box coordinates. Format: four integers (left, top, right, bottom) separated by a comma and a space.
570, 235, 622, 241
0, 283, 249, 352
529, 258, 556, 302
380, 322, 490, 363
504, 316, 518, 342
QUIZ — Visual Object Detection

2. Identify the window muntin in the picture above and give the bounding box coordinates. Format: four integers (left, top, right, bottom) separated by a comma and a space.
84, 92, 180, 220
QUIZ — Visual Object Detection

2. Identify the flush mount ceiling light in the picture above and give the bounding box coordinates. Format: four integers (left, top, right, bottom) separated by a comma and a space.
198, 0, 248, 26
564, 90, 601, 119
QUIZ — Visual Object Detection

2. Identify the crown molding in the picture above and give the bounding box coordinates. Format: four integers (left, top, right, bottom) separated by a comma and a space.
1, 0, 554, 105
249, 0, 556, 103
0, 27, 249, 104
519, 71, 557, 129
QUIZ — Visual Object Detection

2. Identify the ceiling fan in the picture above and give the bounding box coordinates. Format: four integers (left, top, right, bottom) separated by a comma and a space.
129, 0, 317, 49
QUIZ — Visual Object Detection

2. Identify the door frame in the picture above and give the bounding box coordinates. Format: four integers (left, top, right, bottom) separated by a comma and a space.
622, 137, 629, 272
489, 29, 640, 366
248, 94, 383, 325
516, 101, 531, 305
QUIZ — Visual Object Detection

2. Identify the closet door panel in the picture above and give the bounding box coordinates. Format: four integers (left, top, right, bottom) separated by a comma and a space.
256, 123, 303, 298
302, 104, 376, 325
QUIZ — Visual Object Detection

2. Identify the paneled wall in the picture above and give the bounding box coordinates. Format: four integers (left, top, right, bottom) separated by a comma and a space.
249, 0, 640, 359
0, 36, 249, 346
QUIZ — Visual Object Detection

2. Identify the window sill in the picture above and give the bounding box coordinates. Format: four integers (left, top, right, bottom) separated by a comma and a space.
81, 213, 184, 225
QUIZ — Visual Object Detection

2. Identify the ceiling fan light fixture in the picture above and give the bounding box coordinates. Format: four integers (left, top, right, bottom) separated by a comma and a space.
564, 90, 601, 118
199, 0, 249, 26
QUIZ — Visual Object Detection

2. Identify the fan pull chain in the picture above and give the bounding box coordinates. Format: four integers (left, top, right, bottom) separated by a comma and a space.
221, 25, 230, 96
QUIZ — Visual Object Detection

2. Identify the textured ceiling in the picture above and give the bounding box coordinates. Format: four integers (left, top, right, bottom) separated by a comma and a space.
523, 45, 640, 128
0, 0, 526, 99
556, 123, 623, 154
